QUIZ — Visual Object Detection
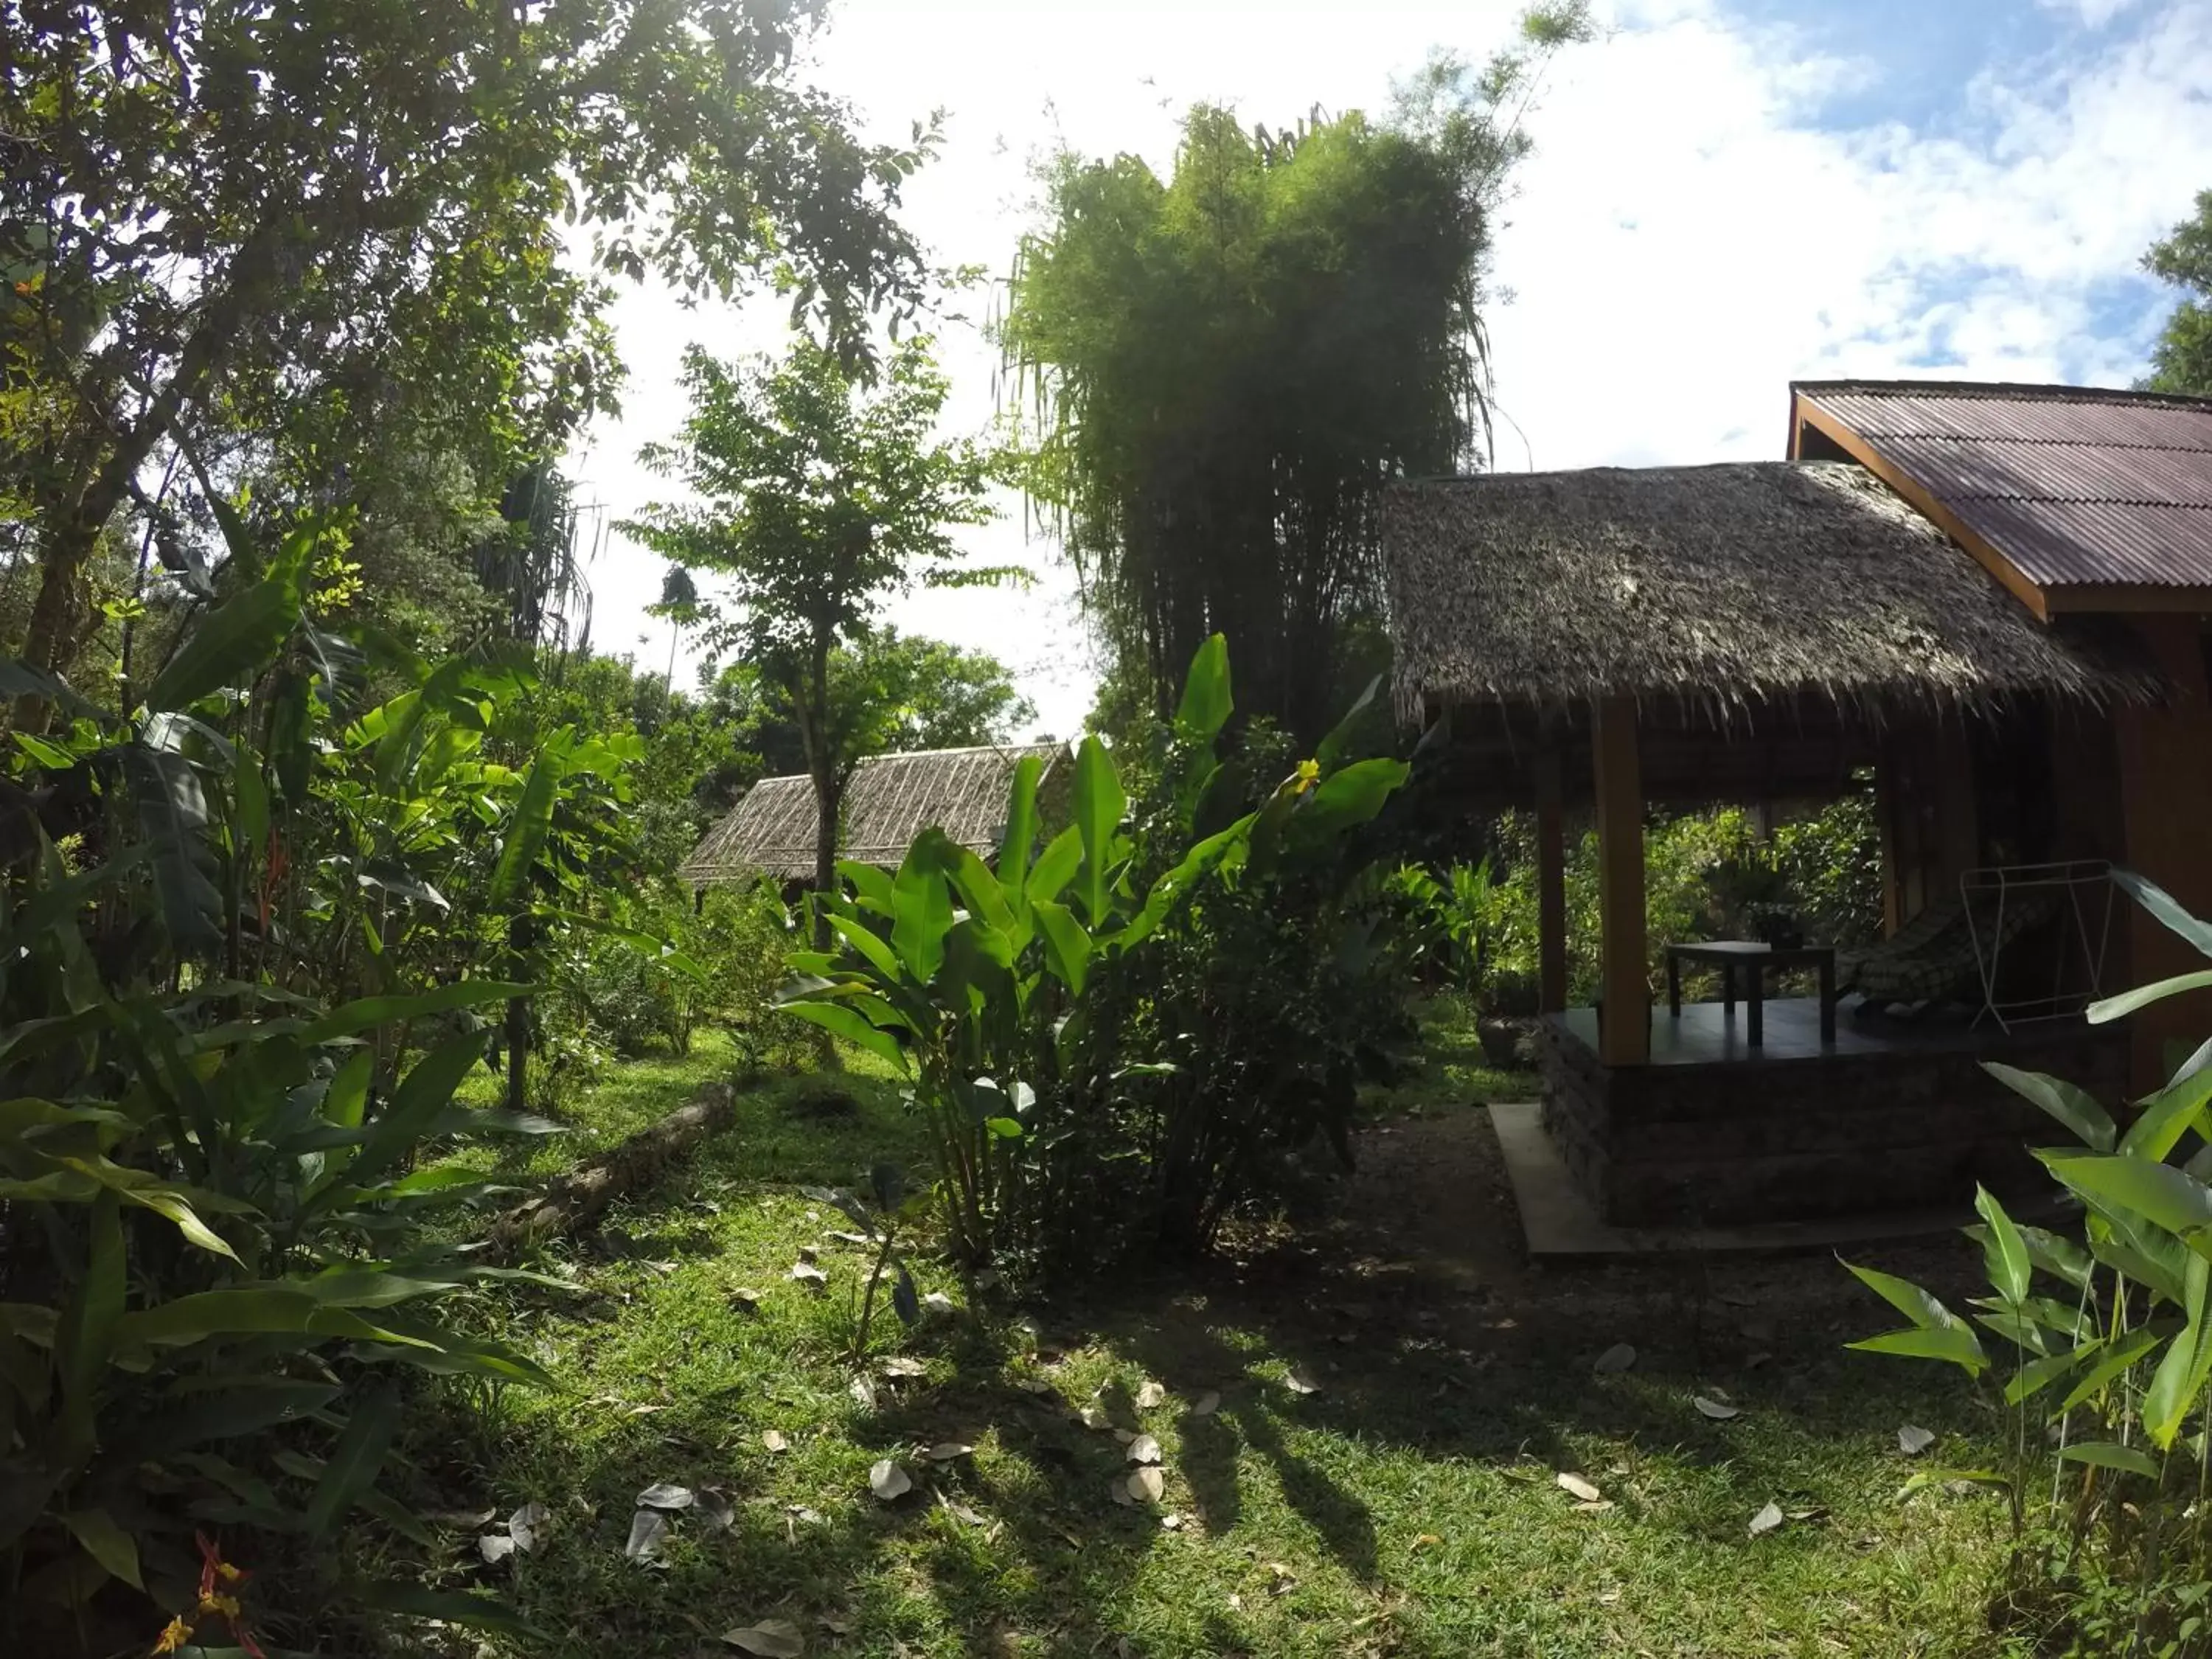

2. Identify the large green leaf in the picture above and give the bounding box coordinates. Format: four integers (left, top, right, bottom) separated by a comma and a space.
1973, 1185, 2032, 1307
1119, 815, 1254, 950
1032, 900, 1093, 997
2058, 1441, 2160, 1478
890, 830, 959, 983
296, 981, 530, 1046
60, 1506, 142, 1590
2059, 1327, 2163, 1413
122, 1380, 341, 1456
487, 731, 569, 909
145, 563, 302, 712
1847, 1326, 1989, 1373
1845, 1260, 1977, 1333
2121, 1055, 2212, 1163
305, 1384, 403, 1536
1292, 757, 1410, 841
2115, 868, 2212, 961
2092, 970, 2212, 1024
1070, 736, 1126, 928
1983, 1062, 2115, 1152
1173, 633, 1232, 747
1026, 825, 1082, 908
997, 754, 1043, 925
324, 1047, 374, 1131
827, 914, 905, 988
946, 844, 1016, 940
2042, 1153, 2212, 1241
1315, 673, 1382, 771
779, 1001, 907, 1069
122, 746, 223, 956
2005, 1341, 2098, 1405
328, 1032, 488, 1197
840, 860, 897, 918
55, 1191, 122, 1450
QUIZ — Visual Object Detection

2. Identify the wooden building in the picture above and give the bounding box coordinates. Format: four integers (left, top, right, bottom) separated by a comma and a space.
681, 742, 1068, 888
1382, 381, 2212, 1229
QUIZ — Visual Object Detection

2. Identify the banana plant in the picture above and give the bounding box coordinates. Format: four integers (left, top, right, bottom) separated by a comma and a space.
1843, 870, 2212, 1573
776, 636, 1410, 1267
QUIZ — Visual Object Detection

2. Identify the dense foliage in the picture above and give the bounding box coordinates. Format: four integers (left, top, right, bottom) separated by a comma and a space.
2142, 187, 2212, 397
0, 0, 934, 695
1843, 872, 2212, 1654
782, 639, 1413, 1274
1000, 6, 1590, 742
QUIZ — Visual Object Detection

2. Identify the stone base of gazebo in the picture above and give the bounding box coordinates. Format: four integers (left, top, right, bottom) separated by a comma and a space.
1536, 998, 2128, 1228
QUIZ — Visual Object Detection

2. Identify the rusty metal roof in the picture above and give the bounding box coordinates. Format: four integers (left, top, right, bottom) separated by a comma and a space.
1794, 381, 2212, 591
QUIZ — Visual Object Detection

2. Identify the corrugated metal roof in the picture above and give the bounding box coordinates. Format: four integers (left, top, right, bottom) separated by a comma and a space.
1795, 381, 2212, 591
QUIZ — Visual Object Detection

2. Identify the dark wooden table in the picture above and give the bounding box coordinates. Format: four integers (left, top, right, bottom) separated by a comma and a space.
1666, 941, 1837, 1048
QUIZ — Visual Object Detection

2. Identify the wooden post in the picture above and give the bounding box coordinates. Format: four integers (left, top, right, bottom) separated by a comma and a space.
1932, 713, 1980, 894
1593, 696, 1649, 1065
1534, 745, 1568, 1015
2116, 616, 2212, 1091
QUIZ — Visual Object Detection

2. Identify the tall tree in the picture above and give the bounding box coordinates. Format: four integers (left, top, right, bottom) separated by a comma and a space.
999, 4, 1587, 742
624, 338, 1012, 928
0, 0, 935, 697
2142, 189, 2212, 396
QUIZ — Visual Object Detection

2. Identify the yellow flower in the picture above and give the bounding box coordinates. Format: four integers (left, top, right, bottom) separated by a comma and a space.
198, 1591, 242, 1620
150, 1615, 195, 1655
1294, 758, 1321, 793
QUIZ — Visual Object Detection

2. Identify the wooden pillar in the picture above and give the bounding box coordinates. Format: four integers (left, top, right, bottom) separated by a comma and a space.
2116, 616, 2212, 1091
1593, 696, 1649, 1065
1534, 745, 1568, 1014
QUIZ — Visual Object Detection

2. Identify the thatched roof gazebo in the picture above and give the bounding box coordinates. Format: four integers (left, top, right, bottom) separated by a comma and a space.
1382, 457, 2166, 1238
1385, 461, 2149, 723
681, 742, 1068, 887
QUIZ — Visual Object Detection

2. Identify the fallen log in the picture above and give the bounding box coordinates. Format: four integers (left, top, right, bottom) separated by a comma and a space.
486, 1082, 734, 1259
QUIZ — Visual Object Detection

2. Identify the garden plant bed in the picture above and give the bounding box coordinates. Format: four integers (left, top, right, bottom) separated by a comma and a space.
327, 1005, 2014, 1659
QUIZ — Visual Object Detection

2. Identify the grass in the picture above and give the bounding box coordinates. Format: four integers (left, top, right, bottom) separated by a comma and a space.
340, 1004, 2017, 1658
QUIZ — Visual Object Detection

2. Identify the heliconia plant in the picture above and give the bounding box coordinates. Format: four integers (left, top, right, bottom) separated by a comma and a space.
1843, 870, 2212, 1635
776, 634, 1412, 1272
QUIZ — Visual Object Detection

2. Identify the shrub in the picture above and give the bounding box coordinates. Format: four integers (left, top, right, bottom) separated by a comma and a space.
780, 636, 1413, 1276
1840, 870, 2212, 1653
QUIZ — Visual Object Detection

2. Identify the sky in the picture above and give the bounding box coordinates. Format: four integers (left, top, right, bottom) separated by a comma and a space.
565, 0, 2212, 737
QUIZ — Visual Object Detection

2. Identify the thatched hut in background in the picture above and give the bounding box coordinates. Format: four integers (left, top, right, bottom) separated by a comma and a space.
681, 742, 1070, 888
1385, 381, 2212, 1246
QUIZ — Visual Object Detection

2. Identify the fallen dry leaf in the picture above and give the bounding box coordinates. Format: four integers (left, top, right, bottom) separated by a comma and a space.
1267, 1562, 1297, 1596
762, 1429, 789, 1453
924, 1291, 956, 1312
1556, 1472, 1604, 1503
1573, 1499, 1615, 1514
508, 1501, 549, 1553
925, 1441, 975, 1463
828, 1230, 875, 1247
1694, 1396, 1742, 1421
1593, 1343, 1637, 1374
1135, 1380, 1167, 1410
1161, 1512, 1184, 1531
880, 1356, 928, 1378
1190, 1390, 1221, 1417
869, 1459, 913, 1501
731, 1287, 764, 1312
1127, 1434, 1163, 1466
636, 1482, 695, 1511
1112, 1427, 1136, 1446
797, 1245, 819, 1265
1128, 1467, 1165, 1503
1077, 1405, 1112, 1431
723, 1615, 806, 1656
849, 1377, 878, 1410
1013, 1377, 1054, 1396
1284, 1368, 1321, 1396
696, 1489, 735, 1531
625, 1508, 670, 1562
1749, 1500, 1784, 1537
1898, 1425, 1936, 1455
428, 1507, 498, 1529
788, 1262, 827, 1287
478, 1533, 515, 1564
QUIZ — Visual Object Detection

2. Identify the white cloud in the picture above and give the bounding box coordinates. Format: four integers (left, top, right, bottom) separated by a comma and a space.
2038, 0, 2146, 29
573, 0, 2212, 735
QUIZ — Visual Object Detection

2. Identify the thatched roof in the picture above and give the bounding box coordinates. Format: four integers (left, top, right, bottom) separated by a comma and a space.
1381, 460, 2154, 722
681, 742, 1068, 886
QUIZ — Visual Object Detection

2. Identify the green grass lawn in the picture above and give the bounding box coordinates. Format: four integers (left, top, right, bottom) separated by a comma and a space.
350, 1006, 2015, 1658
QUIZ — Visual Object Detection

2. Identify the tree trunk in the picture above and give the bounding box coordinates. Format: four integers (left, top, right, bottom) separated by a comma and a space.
792, 630, 838, 950
15, 227, 283, 721
504, 913, 533, 1116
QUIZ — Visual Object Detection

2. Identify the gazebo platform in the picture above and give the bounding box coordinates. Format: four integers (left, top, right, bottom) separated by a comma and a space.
1534, 997, 2128, 1231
